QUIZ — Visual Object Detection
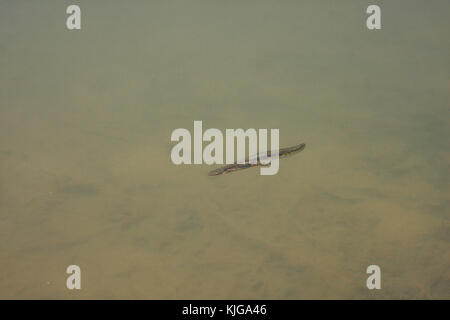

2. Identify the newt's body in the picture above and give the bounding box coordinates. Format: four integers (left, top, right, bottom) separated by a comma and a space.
208, 143, 306, 176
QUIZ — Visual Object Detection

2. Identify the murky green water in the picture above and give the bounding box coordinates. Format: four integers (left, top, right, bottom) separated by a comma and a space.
0, 1, 449, 299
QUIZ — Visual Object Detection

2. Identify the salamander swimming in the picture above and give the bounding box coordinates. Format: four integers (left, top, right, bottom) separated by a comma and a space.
208, 143, 306, 176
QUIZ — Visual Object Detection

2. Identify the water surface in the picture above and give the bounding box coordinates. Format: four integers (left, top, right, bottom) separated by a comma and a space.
0, 0, 449, 299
